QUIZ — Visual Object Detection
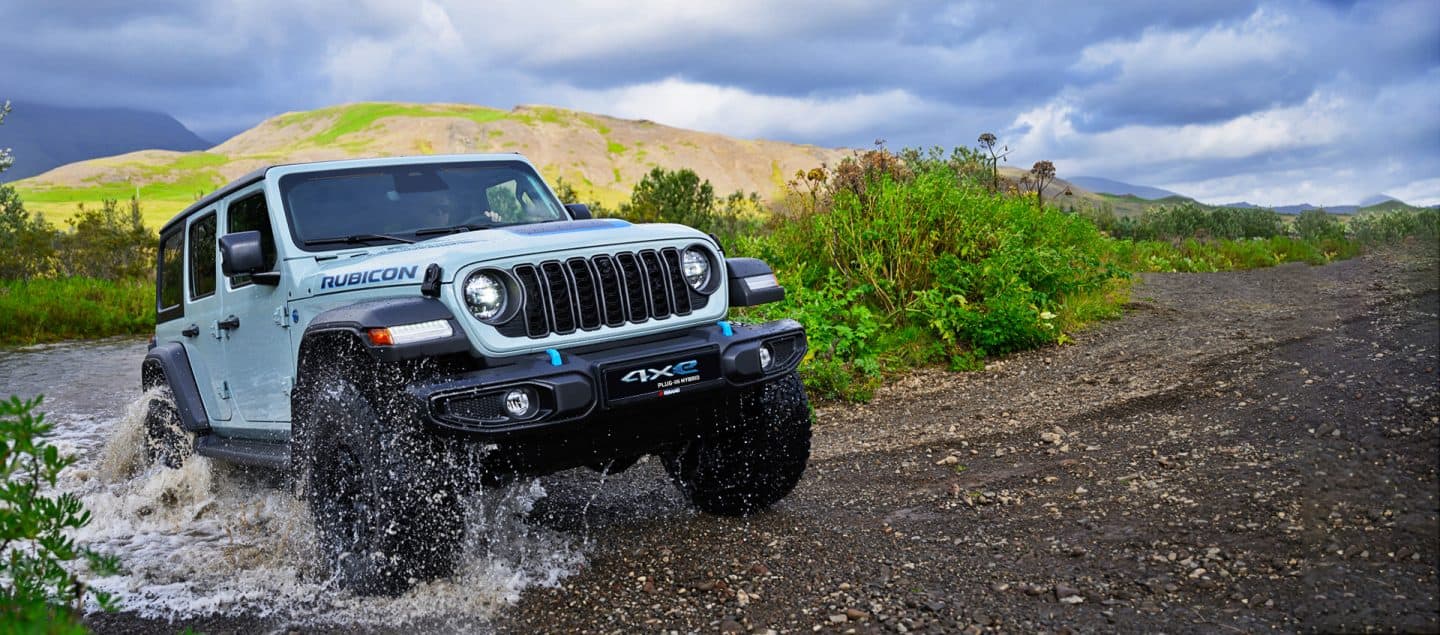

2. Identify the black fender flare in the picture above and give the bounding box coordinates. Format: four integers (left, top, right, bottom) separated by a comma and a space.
726, 257, 786, 307
304, 297, 471, 362
142, 342, 212, 433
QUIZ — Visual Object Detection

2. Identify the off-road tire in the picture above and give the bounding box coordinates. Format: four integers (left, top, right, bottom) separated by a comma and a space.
291, 342, 465, 595
143, 381, 193, 469
664, 371, 811, 516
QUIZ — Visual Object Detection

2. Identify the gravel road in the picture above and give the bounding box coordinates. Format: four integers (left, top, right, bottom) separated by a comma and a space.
494, 247, 1440, 634
90, 247, 1439, 633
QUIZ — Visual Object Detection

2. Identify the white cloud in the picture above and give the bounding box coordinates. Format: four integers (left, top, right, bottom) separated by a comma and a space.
1386, 178, 1440, 208
561, 77, 942, 142
1009, 90, 1348, 173
321, 0, 468, 99
1075, 7, 1298, 77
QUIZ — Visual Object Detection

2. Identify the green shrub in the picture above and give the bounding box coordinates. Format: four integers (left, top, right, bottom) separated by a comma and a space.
741, 149, 1126, 397
609, 167, 761, 247
1293, 209, 1345, 241
1, 396, 120, 631
1347, 209, 1440, 245
1120, 203, 1284, 241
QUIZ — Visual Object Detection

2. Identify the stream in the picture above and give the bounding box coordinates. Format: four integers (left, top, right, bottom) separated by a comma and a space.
0, 337, 592, 630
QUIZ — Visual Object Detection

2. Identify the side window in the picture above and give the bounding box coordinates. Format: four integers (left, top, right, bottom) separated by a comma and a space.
188, 213, 217, 300
227, 191, 277, 288
157, 228, 185, 322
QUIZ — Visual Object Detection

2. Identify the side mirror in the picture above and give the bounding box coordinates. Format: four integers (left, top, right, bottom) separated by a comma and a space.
219, 231, 278, 285
565, 203, 592, 220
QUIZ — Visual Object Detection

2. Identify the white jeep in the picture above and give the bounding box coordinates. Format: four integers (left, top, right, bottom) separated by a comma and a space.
141, 154, 810, 594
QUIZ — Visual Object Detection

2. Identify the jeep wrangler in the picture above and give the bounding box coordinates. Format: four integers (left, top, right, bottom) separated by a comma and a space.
141, 154, 810, 594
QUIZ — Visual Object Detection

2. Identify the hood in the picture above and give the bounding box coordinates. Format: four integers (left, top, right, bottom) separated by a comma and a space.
293, 219, 712, 296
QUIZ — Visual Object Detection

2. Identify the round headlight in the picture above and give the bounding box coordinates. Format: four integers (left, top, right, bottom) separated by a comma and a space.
682, 248, 710, 290
464, 272, 507, 321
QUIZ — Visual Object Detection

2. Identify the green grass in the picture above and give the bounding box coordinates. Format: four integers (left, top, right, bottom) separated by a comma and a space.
0, 277, 153, 345
606, 141, 628, 155
296, 102, 512, 146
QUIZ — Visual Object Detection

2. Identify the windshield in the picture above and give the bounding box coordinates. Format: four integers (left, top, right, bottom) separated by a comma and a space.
278, 161, 568, 250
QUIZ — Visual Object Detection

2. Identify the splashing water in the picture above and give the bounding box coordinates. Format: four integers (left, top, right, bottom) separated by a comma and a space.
51, 388, 587, 629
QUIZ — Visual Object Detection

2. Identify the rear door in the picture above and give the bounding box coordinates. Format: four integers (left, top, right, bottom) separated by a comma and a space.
182, 209, 232, 422
216, 186, 293, 437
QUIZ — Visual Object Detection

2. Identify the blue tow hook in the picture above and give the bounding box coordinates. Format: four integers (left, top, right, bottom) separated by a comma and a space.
545, 348, 562, 366
717, 321, 734, 337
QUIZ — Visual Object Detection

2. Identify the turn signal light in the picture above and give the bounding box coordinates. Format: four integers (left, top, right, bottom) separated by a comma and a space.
366, 320, 453, 346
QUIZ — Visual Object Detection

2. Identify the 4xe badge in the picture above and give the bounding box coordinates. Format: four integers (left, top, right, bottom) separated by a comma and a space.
621, 360, 700, 385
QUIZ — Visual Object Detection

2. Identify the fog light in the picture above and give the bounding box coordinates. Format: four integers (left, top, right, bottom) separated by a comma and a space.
759, 344, 773, 370
503, 388, 534, 418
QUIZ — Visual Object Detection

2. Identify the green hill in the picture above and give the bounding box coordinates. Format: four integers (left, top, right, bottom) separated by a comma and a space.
11, 102, 852, 227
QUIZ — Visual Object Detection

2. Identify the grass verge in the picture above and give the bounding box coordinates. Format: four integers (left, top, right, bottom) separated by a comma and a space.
0, 277, 153, 346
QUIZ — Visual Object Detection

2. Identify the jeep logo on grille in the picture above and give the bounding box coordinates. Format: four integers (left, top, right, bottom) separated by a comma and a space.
620, 360, 700, 384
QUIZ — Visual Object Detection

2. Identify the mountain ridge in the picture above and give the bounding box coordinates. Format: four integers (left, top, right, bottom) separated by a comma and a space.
12, 101, 853, 226
0, 101, 210, 182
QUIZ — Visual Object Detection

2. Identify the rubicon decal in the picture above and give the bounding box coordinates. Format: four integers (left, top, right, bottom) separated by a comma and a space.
620, 360, 700, 385
320, 265, 419, 289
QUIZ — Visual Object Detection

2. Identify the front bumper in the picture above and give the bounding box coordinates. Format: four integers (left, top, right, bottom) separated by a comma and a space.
404, 319, 806, 441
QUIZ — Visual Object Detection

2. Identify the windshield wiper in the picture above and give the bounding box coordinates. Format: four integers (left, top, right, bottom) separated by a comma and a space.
304, 233, 415, 246
413, 224, 491, 237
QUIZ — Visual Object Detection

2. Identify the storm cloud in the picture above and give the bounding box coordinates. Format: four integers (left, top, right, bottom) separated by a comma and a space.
1, 0, 1436, 205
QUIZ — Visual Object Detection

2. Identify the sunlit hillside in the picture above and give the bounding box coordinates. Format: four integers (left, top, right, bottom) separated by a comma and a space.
11, 102, 853, 227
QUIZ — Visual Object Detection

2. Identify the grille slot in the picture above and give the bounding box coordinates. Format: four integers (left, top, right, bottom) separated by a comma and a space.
503, 248, 705, 338
513, 265, 548, 337
638, 250, 670, 319
539, 261, 576, 334
591, 255, 626, 327
615, 252, 648, 322
567, 258, 602, 331
661, 247, 693, 315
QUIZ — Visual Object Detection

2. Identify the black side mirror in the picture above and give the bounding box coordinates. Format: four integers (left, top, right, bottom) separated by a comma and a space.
220, 231, 267, 277
565, 203, 592, 220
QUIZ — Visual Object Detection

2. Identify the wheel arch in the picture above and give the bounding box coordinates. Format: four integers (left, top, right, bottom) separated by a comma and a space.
142, 342, 212, 433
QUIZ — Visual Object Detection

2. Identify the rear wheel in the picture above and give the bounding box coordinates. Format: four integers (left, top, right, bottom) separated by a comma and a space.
142, 374, 194, 469
664, 371, 812, 516
292, 342, 466, 595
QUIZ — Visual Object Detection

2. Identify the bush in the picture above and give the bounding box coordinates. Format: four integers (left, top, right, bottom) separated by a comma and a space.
56, 198, 154, 280
1293, 209, 1345, 241
1, 396, 120, 631
611, 167, 760, 247
740, 149, 1125, 398
1126, 203, 1284, 241
0, 185, 56, 279
1347, 209, 1440, 246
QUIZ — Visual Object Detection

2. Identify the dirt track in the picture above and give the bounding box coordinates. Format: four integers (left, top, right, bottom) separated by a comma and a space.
493, 247, 1440, 634
90, 247, 1439, 633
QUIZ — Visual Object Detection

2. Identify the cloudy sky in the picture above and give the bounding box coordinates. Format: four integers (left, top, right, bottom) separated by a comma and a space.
2, 0, 1437, 205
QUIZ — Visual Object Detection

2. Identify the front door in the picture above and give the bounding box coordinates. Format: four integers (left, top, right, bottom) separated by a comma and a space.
216, 186, 293, 439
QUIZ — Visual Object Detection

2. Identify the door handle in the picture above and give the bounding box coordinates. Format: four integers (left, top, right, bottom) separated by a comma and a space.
217, 315, 240, 331
181, 324, 200, 338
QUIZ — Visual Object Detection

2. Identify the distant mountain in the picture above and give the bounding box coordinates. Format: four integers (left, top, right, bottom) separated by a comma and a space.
1069, 176, 1181, 200
1358, 193, 1397, 207
0, 101, 210, 182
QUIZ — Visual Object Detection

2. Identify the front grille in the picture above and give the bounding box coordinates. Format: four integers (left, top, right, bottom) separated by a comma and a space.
498, 247, 708, 338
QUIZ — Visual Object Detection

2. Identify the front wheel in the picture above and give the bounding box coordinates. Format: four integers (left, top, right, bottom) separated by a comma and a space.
292, 351, 465, 595
664, 371, 812, 516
